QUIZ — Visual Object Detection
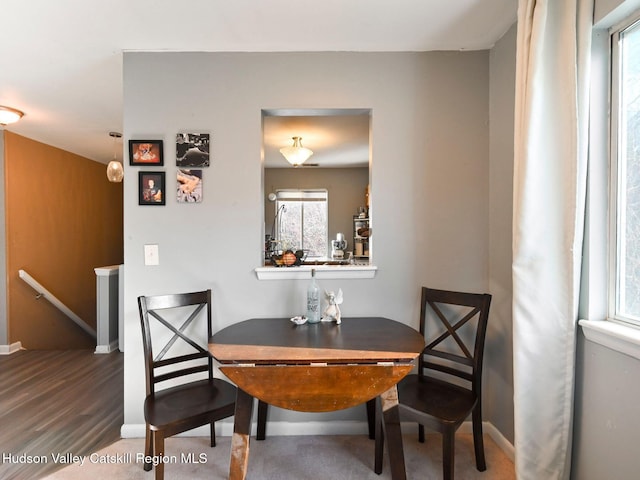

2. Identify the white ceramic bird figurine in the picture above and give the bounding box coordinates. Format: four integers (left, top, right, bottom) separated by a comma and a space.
322, 289, 343, 324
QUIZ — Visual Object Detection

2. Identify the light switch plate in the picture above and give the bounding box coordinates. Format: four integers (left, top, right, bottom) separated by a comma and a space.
144, 244, 159, 266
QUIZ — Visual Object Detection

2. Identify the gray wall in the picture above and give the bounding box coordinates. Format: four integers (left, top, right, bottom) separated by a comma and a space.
488, 23, 517, 443
122, 51, 495, 432
572, 334, 640, 479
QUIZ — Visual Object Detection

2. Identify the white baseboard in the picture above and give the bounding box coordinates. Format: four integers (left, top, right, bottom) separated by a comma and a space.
0, 341, 23, 355
95, 340, 119, 354
482, 421, 515, 462
121, 419, 515, 461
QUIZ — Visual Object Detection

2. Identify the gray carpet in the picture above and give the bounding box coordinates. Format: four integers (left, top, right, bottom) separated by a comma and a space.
43, 434, 514, 479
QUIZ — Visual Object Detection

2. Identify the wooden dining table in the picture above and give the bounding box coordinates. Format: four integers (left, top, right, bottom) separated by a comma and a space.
209, 316, 425, 480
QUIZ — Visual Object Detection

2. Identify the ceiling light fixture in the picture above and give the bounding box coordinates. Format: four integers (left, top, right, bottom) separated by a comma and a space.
106, 131, 124, 183
279, 136, 313, 167
0, 105, 24, 126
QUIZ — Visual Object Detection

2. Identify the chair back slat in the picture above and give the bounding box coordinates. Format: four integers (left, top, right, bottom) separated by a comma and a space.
423, 361, 474, 382
155, 364, 210, 384
138, 290, 214, 396
154, 351, 209, 369
418, 287, 491, 392
426, 349, 474, 367
143, 290, 210, 310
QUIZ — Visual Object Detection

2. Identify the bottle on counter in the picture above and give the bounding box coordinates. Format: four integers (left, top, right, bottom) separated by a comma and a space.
306, 269, 321, 323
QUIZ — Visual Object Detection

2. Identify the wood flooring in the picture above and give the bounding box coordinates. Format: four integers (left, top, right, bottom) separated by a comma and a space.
0, 349, 124, 480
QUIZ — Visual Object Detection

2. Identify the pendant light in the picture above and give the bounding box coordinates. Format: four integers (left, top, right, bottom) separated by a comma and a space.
106, 131, 124, 183
279, 136, 313, 167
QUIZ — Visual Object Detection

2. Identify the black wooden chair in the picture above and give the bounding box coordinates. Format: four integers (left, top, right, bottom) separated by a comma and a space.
138, 290, 267, 480
373, 287, 492, 480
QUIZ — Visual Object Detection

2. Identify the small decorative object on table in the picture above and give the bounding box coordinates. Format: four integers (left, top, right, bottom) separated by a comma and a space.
306, 269, 321, 323
290, 316, 308, 325
322, 289, 343, 324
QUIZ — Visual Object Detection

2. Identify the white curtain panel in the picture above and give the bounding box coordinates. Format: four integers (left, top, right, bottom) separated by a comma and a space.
513, 0, 593, 479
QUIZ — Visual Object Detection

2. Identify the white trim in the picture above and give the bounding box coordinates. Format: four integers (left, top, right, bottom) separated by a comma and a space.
95, 340, 119, 354
609, 23, 621, 322
255, 265, 377, 280
482, 421, 515, 462
0, 341, 22, 355
94, 265, 121, 276
579, 319, 640, 360
404, 421, 514, 461
121, 419, 514, 460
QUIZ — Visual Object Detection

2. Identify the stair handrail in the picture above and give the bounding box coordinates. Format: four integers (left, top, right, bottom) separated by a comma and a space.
18, 269, 97, 339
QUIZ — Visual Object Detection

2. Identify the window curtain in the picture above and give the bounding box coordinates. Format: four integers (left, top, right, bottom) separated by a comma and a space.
513, 0, 593, 479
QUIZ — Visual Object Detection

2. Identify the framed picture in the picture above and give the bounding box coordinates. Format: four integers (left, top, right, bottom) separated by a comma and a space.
138, 171, 166, 205
129, 140, 164, 166
177, 169, 203, 203
176, 133, 210, 167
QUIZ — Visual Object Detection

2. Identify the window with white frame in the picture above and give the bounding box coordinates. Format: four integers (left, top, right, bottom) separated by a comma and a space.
611, 14, 640, 326
275, 189, 328, 258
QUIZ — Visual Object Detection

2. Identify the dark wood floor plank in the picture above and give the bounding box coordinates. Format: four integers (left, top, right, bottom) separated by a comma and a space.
0, 350, 123, 479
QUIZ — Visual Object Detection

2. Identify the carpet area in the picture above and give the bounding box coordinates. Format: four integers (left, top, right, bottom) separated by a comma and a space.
43, 433, 515, 479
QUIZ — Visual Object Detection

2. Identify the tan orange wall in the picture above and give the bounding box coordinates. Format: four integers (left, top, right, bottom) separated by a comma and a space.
4, 132, 123, 349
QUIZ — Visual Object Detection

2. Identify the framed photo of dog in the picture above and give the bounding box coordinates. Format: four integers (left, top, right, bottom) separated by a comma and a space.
129, 140, 164, 166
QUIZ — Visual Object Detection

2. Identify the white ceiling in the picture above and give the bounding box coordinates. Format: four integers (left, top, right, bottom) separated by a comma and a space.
0, 0, 516, 165
263, 110, 371, 168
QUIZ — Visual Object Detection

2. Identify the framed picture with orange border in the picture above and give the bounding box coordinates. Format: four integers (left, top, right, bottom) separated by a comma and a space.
129, 140, 164, 166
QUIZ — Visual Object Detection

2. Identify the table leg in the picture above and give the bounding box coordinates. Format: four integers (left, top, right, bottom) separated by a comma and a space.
229, 388, 254, 480
256, 400, 268, 440
366, 398, 376, 440
380, 385, 406, 480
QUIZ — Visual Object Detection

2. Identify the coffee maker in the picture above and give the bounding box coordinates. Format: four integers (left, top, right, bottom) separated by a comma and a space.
331, 233, 347, 259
